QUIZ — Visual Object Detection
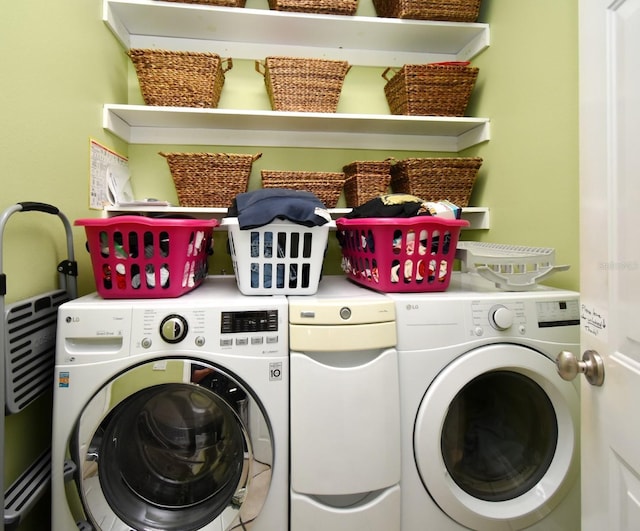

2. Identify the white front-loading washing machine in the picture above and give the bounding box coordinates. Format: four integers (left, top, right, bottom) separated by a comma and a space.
387, 272, 580, 531
52, 276, 288, 531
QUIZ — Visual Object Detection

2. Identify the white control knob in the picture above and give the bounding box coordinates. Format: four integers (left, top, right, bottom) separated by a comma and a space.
489, 305, 514, 331
160, 314, 189, 343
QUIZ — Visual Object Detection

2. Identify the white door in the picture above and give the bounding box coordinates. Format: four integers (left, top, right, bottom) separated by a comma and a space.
578, 1, 640, 529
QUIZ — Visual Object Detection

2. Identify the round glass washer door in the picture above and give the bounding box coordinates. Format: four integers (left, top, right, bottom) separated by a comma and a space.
414, 344, 579, 531
73, 359, 271, 531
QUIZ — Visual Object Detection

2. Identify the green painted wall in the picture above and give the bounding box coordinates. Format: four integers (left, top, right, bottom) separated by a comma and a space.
2, 1, 129, 299
463, 0, 579, 291
126, 0, 579, 290
2, 2, 127, 529
2, 0, 578, 529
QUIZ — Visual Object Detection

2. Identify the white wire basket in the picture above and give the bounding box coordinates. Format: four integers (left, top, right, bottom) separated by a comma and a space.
456, 241, 570, 291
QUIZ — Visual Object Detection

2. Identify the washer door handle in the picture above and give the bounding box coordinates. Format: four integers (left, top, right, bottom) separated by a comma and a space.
556, 349, 605, 386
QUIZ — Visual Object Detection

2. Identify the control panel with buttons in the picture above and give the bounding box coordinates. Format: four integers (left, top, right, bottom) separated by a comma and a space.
134, 308, 283, 355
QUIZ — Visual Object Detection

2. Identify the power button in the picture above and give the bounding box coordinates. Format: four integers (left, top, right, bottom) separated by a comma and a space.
339, 307, 352, 320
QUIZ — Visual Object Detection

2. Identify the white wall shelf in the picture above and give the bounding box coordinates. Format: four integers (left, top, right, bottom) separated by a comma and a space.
103, 0, 490, 66
102, 0, 491, 227
102, 0, 491, 151
104, 104, 490, 151
104, 206, 490, 230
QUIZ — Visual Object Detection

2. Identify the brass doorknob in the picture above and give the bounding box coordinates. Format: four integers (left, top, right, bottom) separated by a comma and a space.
556, 349, 605, 386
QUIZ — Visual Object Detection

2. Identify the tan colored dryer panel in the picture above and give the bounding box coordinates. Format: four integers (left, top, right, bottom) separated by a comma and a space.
289, 321, 397, 352
288, 294, 395, 326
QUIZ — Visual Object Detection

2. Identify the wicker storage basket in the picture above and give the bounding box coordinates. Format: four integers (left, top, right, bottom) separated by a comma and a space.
342, 160, 392, 207
161, 0, 246, 6
268, 0, 357, 15
161, 152, 262, 208
372, 0, 481, 21
383, 62, 479, 117
256, 57, 350, 113
128, 49, 233, 108
390, 157, 482, 207
261, 170, 346, 208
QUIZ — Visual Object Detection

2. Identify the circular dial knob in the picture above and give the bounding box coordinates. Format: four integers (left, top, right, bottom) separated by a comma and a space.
160, 314, 189, 343
489, 305, 514, 331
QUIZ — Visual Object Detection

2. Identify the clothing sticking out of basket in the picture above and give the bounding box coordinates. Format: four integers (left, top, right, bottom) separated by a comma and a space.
336, 194, 469, 292
225, 189, 331, 294
344, 193, 461, 220
228, 188, 331, 229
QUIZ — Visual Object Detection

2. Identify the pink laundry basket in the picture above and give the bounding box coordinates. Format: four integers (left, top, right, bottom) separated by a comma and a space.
335, 216, 469, 293
76, 216, 218, 298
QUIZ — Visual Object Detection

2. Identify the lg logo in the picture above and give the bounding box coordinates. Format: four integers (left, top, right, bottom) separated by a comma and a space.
65, 316, 80, 323
406, 304, 419, 311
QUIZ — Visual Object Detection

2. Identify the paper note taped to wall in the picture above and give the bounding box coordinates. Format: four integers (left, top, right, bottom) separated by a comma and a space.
89, 139, 132, 209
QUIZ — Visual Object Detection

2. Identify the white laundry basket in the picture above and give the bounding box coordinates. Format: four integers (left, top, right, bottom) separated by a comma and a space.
223, 217, 329, 295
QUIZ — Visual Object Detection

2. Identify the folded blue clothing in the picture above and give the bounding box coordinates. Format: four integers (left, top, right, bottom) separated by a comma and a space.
229, 188, 331, 229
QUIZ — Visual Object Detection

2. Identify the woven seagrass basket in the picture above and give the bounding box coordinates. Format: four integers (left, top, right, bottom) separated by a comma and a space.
128, 49, 233, 108
383, 62, 479, 117
261, 170, 346, 208
390, 157, 482, 207
372, 0, 481, 21
268, 0, 357, 15
256, 57, 350, 113
161, 0, 247, 5
161, 152, 262, 207
342, 160, 392, 207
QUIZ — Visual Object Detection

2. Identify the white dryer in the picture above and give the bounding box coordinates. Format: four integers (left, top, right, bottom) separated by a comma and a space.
52, 276, 288, 531
387, 273, 580, 531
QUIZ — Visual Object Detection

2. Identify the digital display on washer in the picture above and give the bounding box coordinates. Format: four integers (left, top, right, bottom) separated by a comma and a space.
536, 299, 580, 327
221, 310, 278, 333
